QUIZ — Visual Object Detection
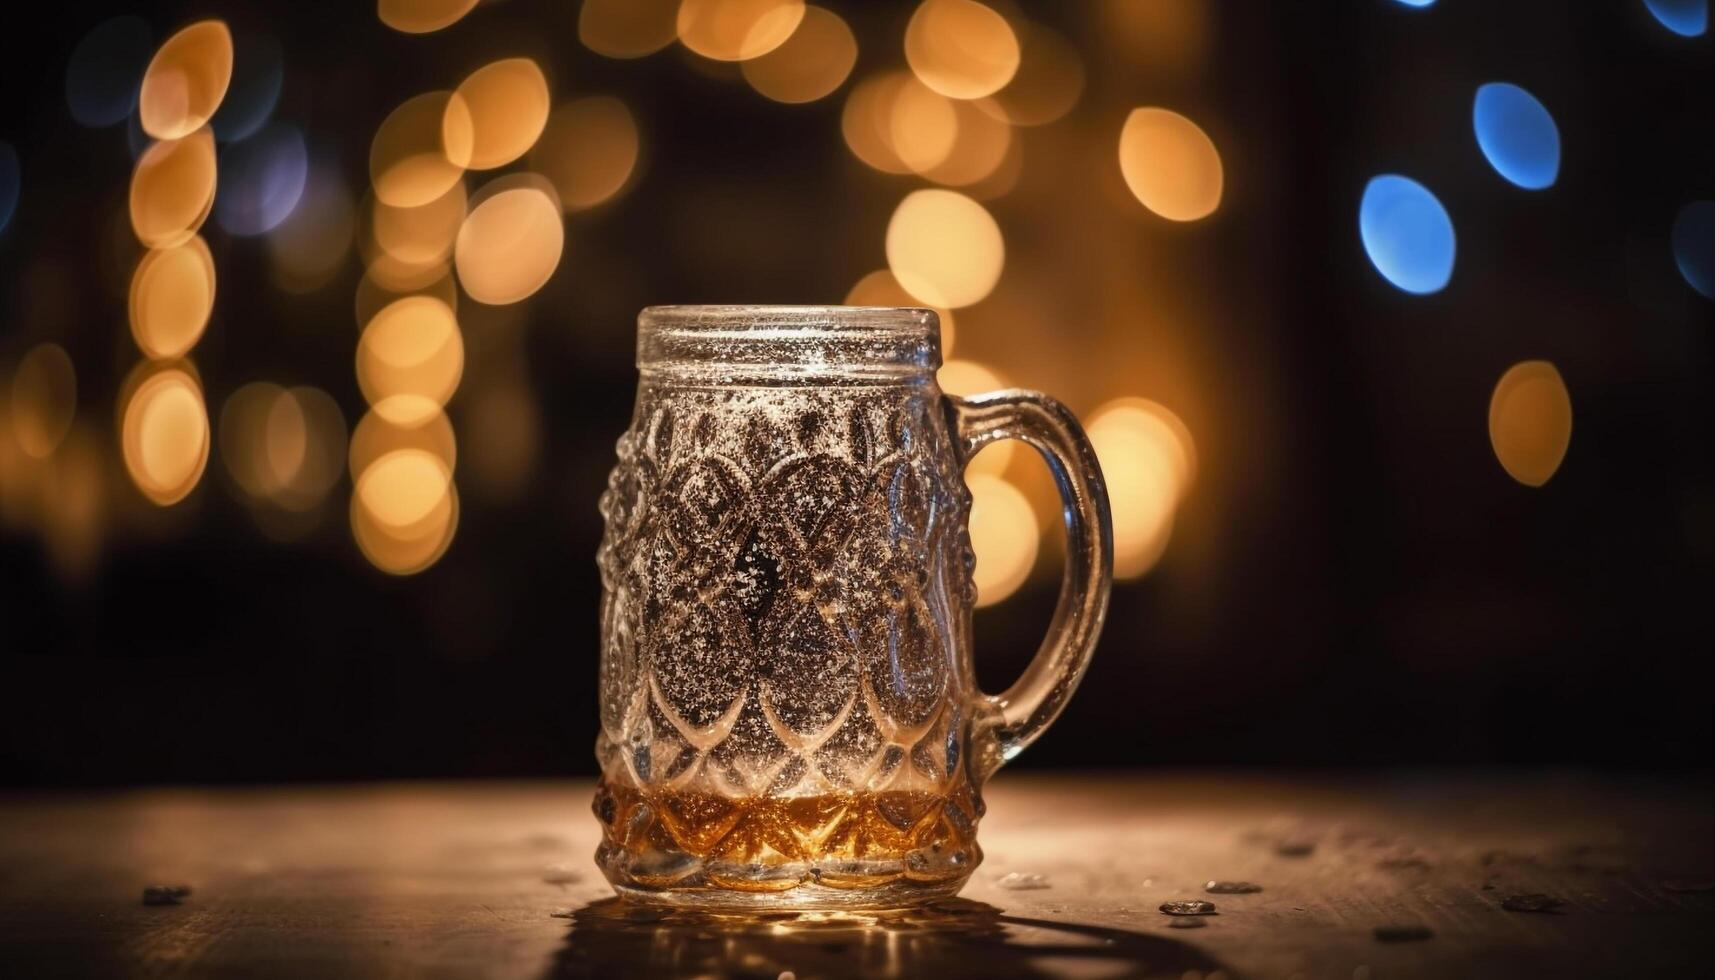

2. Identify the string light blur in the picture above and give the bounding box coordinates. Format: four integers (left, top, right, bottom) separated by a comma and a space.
129, 235, 216, 359
530, 97, 641, 211
130, 127, 218, 249
741, 6, 859, 105
1488, 361, 1573, 488
1643, 0, 1708, 37
1087, 398, 1196, 579
904, 0, 1020, 100
120, 365, 210, 506
982, 21, 1083, 127
450, 59, 550, 171
1472, 82, 1560, 190
138, 20, 233, 141
844, 269, 956, 356
454, 176, 565, 305
938, 360, 1015, 476
1118, 108, 1224, 222
370, 91, 474, 209
65, 16, 153, 128
1671, 200, 1715, 300
965, 472, 1038, 608
9, 344, 77, 460
579, 0, 680, 59
886, 189, 1005, 309
215, 123, 308, 235
1359, 174, 1456, 295
676, 0, 807, 62
378, 0, 480, 35
357, 296, 466, 423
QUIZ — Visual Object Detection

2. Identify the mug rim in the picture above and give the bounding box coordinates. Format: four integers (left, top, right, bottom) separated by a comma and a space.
636, 305, 942, 381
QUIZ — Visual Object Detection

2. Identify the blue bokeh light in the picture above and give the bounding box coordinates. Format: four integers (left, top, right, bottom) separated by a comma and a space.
1473, 82, 1560, 190
1672, 201, 1715, 300
0, 142, 19, 235
212, 33, 284, 143
1392, 0, 1437, 7
65, 16, 153, 128
1359, 175, 1456, 295
1643, 0, 1708, 37
216, 124, 308, 236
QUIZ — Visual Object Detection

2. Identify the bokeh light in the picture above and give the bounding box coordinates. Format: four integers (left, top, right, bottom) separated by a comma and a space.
215, 123, 308, 236
351, 453, 460, 575
1473, 82, 1559, 190
741, 6, 858, 104
1643, 0, 1708, 37
1118, 107, 1224, 222
9, 344, 77, 460
130, 127, 218, 248
885, 189, 1005, 309
579, 0, 680, 59
450, 58, 550, 171
357, 295, 465, 423
889, 78, 959, 174
938, 359, 1014, 476
1392, 0, 1437, 7
925, 99, 1012, 187
210, 30, 283, 143
0, 142, 17, 235
1489, 360, 1573, 488
1671, 200, 1715, 300
676, 0, 806, 62
268, 158, 356, 294
355, 271, 459, 335
529, 97, 640, 211
369, 179, 467, 272
844, 269, 957, 355
221, 382, 348, 510
65, 16, 153, 128
349, 404, 457, 478
129, 234, 216, 360
965, 472, 1038, 607
36, 424, 106, 580
981, 21, 1083, 127
1359, 174, 1456, 295
370, 91, 474, 209
842, 72, 915, 175
120, 364, 210, 506
454, 175, 565, 305
138, 20, 234, 142
904, 0, 1020, 100
1087, 398, 1196, 579
378, 0, 480, 35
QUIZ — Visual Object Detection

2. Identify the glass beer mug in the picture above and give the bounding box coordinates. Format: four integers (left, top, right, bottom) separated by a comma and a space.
593, 306, 1112, 909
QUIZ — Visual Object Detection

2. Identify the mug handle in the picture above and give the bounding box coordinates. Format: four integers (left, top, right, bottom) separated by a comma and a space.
948, 390, 1114, 779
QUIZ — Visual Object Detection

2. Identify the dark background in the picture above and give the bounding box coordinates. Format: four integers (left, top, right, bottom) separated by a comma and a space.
2, 0, 1712, 786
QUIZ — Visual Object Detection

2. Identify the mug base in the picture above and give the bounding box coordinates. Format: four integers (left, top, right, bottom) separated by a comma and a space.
607, 874, 971, 912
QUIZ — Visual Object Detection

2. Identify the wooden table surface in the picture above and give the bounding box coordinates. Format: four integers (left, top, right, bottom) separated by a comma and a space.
1, 773, 1711, 979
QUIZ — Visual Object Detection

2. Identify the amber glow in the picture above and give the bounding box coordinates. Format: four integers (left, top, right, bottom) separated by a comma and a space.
454, 176, 564, 305
844, 269, 956, 356
378, 0, 479, 34
449, 59, 550, 171
350, 440, 459, 575
129, 235, 215, 360
982, 21, 1083, 127
741, 6, 858, 104
349, 405, 457, 479
925, 99, 1013, 187
1489, 360, 1573, 487
530, 97, 640, 211
1119, 107, 1224, 222
904, 0, 1020, 100
121, 365, 209, 506
966, 472, 1038, 607
357, 295, 465, 423
889, 78, 959, 175
10, 344, 77, 460
130, 128, 217, 248
370, 92, 475, 209
138, 21, 233, 141
579, 0, 680, 59
369, 180, 467, 270
842, 72, 915, 175
886, 189, 1005, 309
938, 359, 1015, 476
1087, 398, 1196, 579
676, 0, 806, 62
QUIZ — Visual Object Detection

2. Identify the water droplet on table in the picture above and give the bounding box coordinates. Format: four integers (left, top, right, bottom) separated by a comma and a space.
1204, 880, 1262, 894
1501, 893, 1564, 913
994, 871, 1051, 890
1159, 900, 1217, 916
1373, 924, 1433, 942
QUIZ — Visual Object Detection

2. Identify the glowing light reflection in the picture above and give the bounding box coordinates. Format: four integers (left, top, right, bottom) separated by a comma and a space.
1489, 361, 1573, 487
1671, 200, 1715, 300
138, 20, 234, 141
885, 189, 1004, 309
215, 123, 308, 235
1644, 0, 1708, 37
1118, 107, 1223, 222
1358, 174, 1455, 295
966, 473, 1038, 607
1473, 82, 1559, 190
129, 235, 216, 359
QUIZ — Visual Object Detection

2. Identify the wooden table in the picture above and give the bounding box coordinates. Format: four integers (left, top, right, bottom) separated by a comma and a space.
1, 773, 1710, 978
